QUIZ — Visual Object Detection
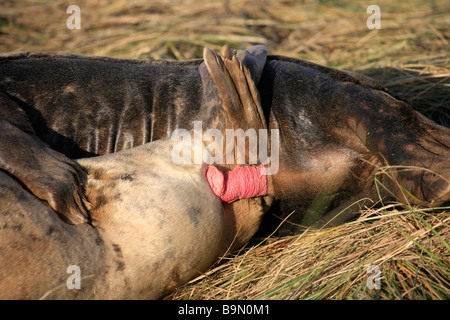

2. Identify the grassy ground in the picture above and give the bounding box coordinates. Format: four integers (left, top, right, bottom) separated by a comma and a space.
1, 0, 449, 300
170, 207, 450, 300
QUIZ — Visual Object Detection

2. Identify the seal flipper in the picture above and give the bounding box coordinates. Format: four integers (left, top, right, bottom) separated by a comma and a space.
201, 44, 268, 132
198, 45, 275, 250
0, 92, 90, 224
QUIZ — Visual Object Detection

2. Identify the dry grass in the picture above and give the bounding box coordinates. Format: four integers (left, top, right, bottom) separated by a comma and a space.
1, 0, 449, 300
168, 205, 450, 300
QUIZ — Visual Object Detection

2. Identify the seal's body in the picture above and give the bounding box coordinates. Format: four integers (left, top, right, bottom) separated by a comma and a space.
0, 46, 273, 299
1, 48, 449, 233
0, 138, 266, 299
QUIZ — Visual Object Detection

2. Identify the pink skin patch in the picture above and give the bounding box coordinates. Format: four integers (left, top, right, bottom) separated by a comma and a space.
405, 144, 414, 151
206, 164, 267, 203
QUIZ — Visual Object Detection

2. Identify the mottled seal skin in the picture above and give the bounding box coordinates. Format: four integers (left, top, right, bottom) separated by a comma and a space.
0, 47, 449, 234
0, 47, 272, 299
0, 138, 265, 299
0, 169, 107, 299
0, 54, 204, 224
259, 57, 450, 232
77, 139, 227, 299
